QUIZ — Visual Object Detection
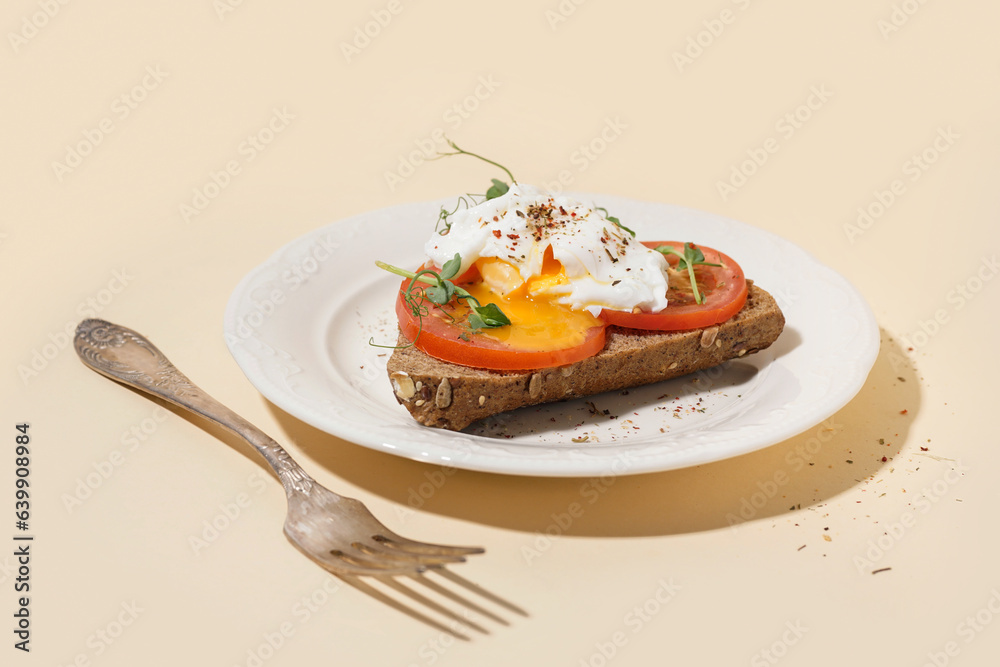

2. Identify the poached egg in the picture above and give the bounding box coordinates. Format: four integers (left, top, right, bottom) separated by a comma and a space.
424, 184, 670, 351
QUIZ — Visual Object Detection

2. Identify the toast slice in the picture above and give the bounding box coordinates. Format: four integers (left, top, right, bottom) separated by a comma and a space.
385, 282, 785, 431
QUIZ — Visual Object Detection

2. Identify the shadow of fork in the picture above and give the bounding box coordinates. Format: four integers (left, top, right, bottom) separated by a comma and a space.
336, 568, 529, 640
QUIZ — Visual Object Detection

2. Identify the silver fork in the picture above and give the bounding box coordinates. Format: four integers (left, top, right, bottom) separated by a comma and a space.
74, 318, 483, 577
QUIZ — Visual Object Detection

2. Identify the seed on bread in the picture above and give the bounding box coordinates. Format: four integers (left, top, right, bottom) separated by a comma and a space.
390, 371, 415, 401
435, 378, 453, 409
700, 326, 719, 348
529, 373, 542, 398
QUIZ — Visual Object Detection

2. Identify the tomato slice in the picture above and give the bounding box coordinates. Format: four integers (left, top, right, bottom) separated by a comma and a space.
394, 272, 607, 371
453, 264, 480, 285
599, 241, 747, 331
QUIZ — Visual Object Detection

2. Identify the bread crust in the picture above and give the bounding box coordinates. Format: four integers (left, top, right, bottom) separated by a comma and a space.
385, 282, 784, 431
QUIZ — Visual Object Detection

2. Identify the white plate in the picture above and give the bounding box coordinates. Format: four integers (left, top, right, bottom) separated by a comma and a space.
223, 195, 879, 477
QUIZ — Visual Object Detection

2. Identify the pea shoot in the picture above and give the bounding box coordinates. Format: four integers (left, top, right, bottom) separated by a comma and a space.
595, 206, 636, 238
655, 242, 722, 305
373, 253, 510, 348
430, 140, 518, 234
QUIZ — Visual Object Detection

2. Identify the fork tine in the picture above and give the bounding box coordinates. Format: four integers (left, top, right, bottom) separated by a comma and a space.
302, 551, 420, 577
323, 547, 428, 576
352, 540, 469, 566
372, 533, 486, 558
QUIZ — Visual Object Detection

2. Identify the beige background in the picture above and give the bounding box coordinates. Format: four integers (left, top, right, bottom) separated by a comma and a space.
3, 0, 999, 665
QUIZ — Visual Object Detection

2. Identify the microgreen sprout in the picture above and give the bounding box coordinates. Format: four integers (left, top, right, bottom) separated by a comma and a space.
372, 253, 510, 348
431, 139, 519, 233
485, 178, 509, 200
655, 242, 722, 305
435, 195, 478, 235
595, 206, 636, 238
433, 138, 517, 186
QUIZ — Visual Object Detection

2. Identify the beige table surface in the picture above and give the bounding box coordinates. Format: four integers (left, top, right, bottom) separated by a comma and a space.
4, 1, 1000, 665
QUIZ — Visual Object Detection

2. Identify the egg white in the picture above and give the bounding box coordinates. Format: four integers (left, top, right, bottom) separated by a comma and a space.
424, 184, 670, 316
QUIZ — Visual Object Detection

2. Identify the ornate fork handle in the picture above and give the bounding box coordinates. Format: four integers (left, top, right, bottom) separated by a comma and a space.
74, 319, 317, 497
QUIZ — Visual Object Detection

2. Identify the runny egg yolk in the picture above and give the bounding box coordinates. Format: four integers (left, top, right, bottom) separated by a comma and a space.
460, 250, 603, 352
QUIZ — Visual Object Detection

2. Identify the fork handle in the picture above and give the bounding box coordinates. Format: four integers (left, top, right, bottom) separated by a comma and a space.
74, 319, 318, 496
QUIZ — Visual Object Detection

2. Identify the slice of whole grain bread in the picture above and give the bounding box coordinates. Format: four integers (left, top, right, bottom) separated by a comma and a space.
385, 282, 784, 431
